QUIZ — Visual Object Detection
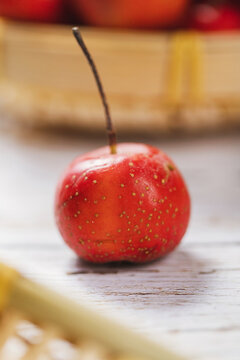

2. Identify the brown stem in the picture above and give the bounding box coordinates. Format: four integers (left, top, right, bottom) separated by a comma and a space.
72, 27, 117, 155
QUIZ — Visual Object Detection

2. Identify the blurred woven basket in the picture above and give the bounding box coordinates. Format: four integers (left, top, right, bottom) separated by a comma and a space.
0, 263, 185, 360
0, 19, 240, 134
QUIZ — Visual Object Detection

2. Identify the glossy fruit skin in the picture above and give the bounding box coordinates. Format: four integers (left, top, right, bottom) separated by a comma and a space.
55, 143, 190, 264
188, 4, 240, 31
0, 0, 63, 23
71, 0, 189, 29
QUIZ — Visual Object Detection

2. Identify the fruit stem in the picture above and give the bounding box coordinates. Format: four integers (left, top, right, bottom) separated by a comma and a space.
72, 27, 117, 155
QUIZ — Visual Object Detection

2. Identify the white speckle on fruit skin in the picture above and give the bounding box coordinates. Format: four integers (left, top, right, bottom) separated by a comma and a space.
65, 184, 69, 189
154, 174, 158, 179
129, 162, 134, 167
120, 184, 124, 188
130, 173, 134, 178
75, 192, 79, 196
93, 180, 97, 184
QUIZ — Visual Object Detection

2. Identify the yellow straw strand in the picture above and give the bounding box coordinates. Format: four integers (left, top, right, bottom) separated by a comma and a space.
189, 33, 204, 103
167, 32, 204, 105
0, 263, 19, 312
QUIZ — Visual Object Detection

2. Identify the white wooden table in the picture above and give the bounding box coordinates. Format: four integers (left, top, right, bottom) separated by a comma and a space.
0, 120, 240, 360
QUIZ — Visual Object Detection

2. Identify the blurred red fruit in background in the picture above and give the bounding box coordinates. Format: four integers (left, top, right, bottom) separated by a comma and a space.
0, 0, 64, 23
70, 0, 189, 29
188, 3, 240, 31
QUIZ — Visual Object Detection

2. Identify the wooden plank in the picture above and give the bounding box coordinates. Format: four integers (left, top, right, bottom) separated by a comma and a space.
0, 122, 239, 360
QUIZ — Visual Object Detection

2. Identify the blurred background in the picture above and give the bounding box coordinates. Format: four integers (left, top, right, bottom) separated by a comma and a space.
0, 0, 239, 134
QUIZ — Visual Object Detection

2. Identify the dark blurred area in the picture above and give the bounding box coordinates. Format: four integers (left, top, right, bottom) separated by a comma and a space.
0, 0, 240, 30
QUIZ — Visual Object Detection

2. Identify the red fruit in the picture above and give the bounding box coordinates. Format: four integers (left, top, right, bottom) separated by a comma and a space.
189, 4, 240, 31
55, 143, 190, 263
55, 28, 190, 264
70, 0, 189, 29
0, 0, 64, 23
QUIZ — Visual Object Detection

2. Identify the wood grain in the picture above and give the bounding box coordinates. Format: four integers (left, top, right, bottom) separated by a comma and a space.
0, 121, 240, 360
